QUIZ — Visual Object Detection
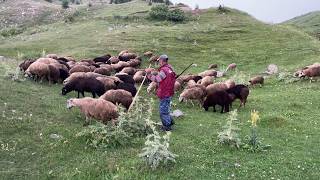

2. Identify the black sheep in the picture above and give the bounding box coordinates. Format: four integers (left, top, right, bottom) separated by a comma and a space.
62, 77, 105, 98
115, 74, 135, 85
115, 81, 137, 96
203, 91, 232, 113
226, 84, 249, 108
93, 54, 111, 64
193, 75, 202, 83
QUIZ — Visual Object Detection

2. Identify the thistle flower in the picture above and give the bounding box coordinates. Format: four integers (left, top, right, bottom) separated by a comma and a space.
250, 110, 260, 127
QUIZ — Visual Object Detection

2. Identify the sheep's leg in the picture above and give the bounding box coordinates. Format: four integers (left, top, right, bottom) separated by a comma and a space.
220, 105, 224, 113
213, 105, 216, 112
225, 104, 230, 113
81, 91, 85, 97
191, 100, 195, 107
92, 92, 96, 98
83, 116, 90, 126
77, 91, 80, 98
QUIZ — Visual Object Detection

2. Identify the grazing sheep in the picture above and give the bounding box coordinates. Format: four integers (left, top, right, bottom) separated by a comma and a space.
198, 76, 213, 87
67, 97, 118, 126
80, 59, 96, 65
266, 64, 278, 75
203, 91, 232, 113
298, 66, 320, 79
177, 74, 197, 83
62, 76, 106, 98
115, 82, 137, 96
119, 53, 137, 62
186, 80, 196, 88
94, 67, 112, 76
128, 59, 141, 67
118, 50, 129, 56
193, 75, 203, 83
249, 76, 264, 87
179, 86, 206, 106
208, 64, 218, 69
226, 63, 237, 71
225, 79, 236, 89
46, 54, 59, 59
120, 67, 136, 75
100, 89, 133, 110
206, 83, 228, 95
19, 59, 35, 71
198, 70, 217, 77
147, 82, 158, 94
226, 84, 249, 108
93, 54, 111, 63
35, 57, 58, 64
109, 56, 120, 64
112, 61, 130, 72
96, 76, 118, 91
25, 61, 67, 83
143, 51, 153, 57
115, 73, 135, 84
174, 81, 182, 92
133, 70, 146, 83
69, 65, 91, 74
149, 55, 159, 63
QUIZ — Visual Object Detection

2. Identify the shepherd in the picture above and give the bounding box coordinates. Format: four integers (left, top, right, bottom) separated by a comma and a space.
145, 55, 176, 131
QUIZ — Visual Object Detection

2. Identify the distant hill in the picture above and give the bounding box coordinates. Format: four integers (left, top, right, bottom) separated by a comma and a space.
284, 11, 320, 39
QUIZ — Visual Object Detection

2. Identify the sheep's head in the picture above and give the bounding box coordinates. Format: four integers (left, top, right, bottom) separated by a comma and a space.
61, 86, 70, 95
66, 99, 75, 109
178, 96, 184, 103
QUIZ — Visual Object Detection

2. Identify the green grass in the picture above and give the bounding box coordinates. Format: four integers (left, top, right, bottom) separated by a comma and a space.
1, 1, 320, 179
284, 11, 320, 38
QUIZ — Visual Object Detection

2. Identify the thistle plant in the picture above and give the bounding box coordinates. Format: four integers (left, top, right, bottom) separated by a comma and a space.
244, 110, 271, 152
139, 118, 178, 170
217, 109, 241, 148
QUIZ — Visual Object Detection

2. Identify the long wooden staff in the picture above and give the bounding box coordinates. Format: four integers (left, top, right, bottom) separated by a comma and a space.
128, 64, 151, 112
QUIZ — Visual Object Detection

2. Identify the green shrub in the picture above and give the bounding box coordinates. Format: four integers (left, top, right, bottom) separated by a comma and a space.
111, 0, 131, 4
0, 28, 24, 37
149, 5, 186, 22
149, 5, 169, 20
167, 9, 186, 22
62, 0, 69, 9
217, 109, 241, 148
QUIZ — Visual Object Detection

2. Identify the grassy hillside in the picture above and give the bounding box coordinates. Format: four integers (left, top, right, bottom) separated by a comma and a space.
1, 0, 320, 179
285, 11, 320, 39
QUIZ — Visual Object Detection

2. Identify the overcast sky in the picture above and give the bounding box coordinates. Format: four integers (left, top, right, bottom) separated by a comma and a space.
170, 0, 320, 23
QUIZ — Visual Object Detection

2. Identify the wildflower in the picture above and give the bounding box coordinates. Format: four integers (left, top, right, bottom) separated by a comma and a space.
250, 110, 260, 127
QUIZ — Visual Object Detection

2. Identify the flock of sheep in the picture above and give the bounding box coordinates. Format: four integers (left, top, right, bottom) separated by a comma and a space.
18, 50, 320, 125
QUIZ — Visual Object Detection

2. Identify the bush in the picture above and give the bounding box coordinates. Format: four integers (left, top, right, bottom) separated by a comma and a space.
111, 0, 131, 4
62, 0, 69, 9
149, 5, 169, 20
167, 9, 186, 22
217, 109, 241, 148
0, 27, 24, 37
149, 5, 186, 22
45, 0, 53, 2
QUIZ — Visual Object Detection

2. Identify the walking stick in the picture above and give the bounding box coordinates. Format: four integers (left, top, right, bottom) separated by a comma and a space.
128, 64, 151, 112
175, 63, 194, 79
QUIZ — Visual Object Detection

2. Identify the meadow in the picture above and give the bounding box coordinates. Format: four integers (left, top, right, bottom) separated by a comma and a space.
0, 1, 320, 179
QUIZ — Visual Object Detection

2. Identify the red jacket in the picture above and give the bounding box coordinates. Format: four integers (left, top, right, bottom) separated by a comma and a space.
157, 64, 176, 99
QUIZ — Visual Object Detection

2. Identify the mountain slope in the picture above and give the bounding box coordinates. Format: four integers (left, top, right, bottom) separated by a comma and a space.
285, 11, 320, 39
0, 1, 320, 179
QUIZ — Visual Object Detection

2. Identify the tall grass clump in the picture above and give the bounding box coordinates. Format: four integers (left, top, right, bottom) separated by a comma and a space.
149, 5, 186, 22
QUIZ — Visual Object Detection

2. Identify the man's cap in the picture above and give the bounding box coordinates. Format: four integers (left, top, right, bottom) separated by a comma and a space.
158, 54, 169, 61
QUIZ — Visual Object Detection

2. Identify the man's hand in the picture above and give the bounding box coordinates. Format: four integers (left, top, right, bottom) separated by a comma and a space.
145, 68, 154, 74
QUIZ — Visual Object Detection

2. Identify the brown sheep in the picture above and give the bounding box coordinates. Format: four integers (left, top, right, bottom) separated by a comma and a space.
94, 67, 112, 76
198, 76, 214, 87
67, 97, 118, 126
143, 51, 153, 57
149, 55, 159, 63
46, 54, 59, 59
80, 59, 96, 65
147, 82, 158, 94
226, 84, 250, 108
206, 83, 228, 95
128, 59, 141, 67
174, 81, 182, 92
109, 56, 120, 64
226, 63, 237, 71
249, 76, 264, 87
133, 70, 146, 83
19, 59, 35, 71
186, 80, 196, 88
35, 58, 58, 64
120, 67, 136, 75
118, 50, 129, 56
99, 89, 133, 110
119, 53, 137, 62
198, 70, 217, 77
69, 65, 91, 74
208, 64, 218, 69
76, 62, 91, 66
177, 74, 197, 83
298, 65, 320, 79
203, 91, 232, 113
179, 86, 206, 106
96, 76, 119, 91
25, 62, 62, 83
225, 79, 236, 89
63, 72, 104, 85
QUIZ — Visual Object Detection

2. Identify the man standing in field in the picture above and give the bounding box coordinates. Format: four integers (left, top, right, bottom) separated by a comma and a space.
145, 55, 176, 131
